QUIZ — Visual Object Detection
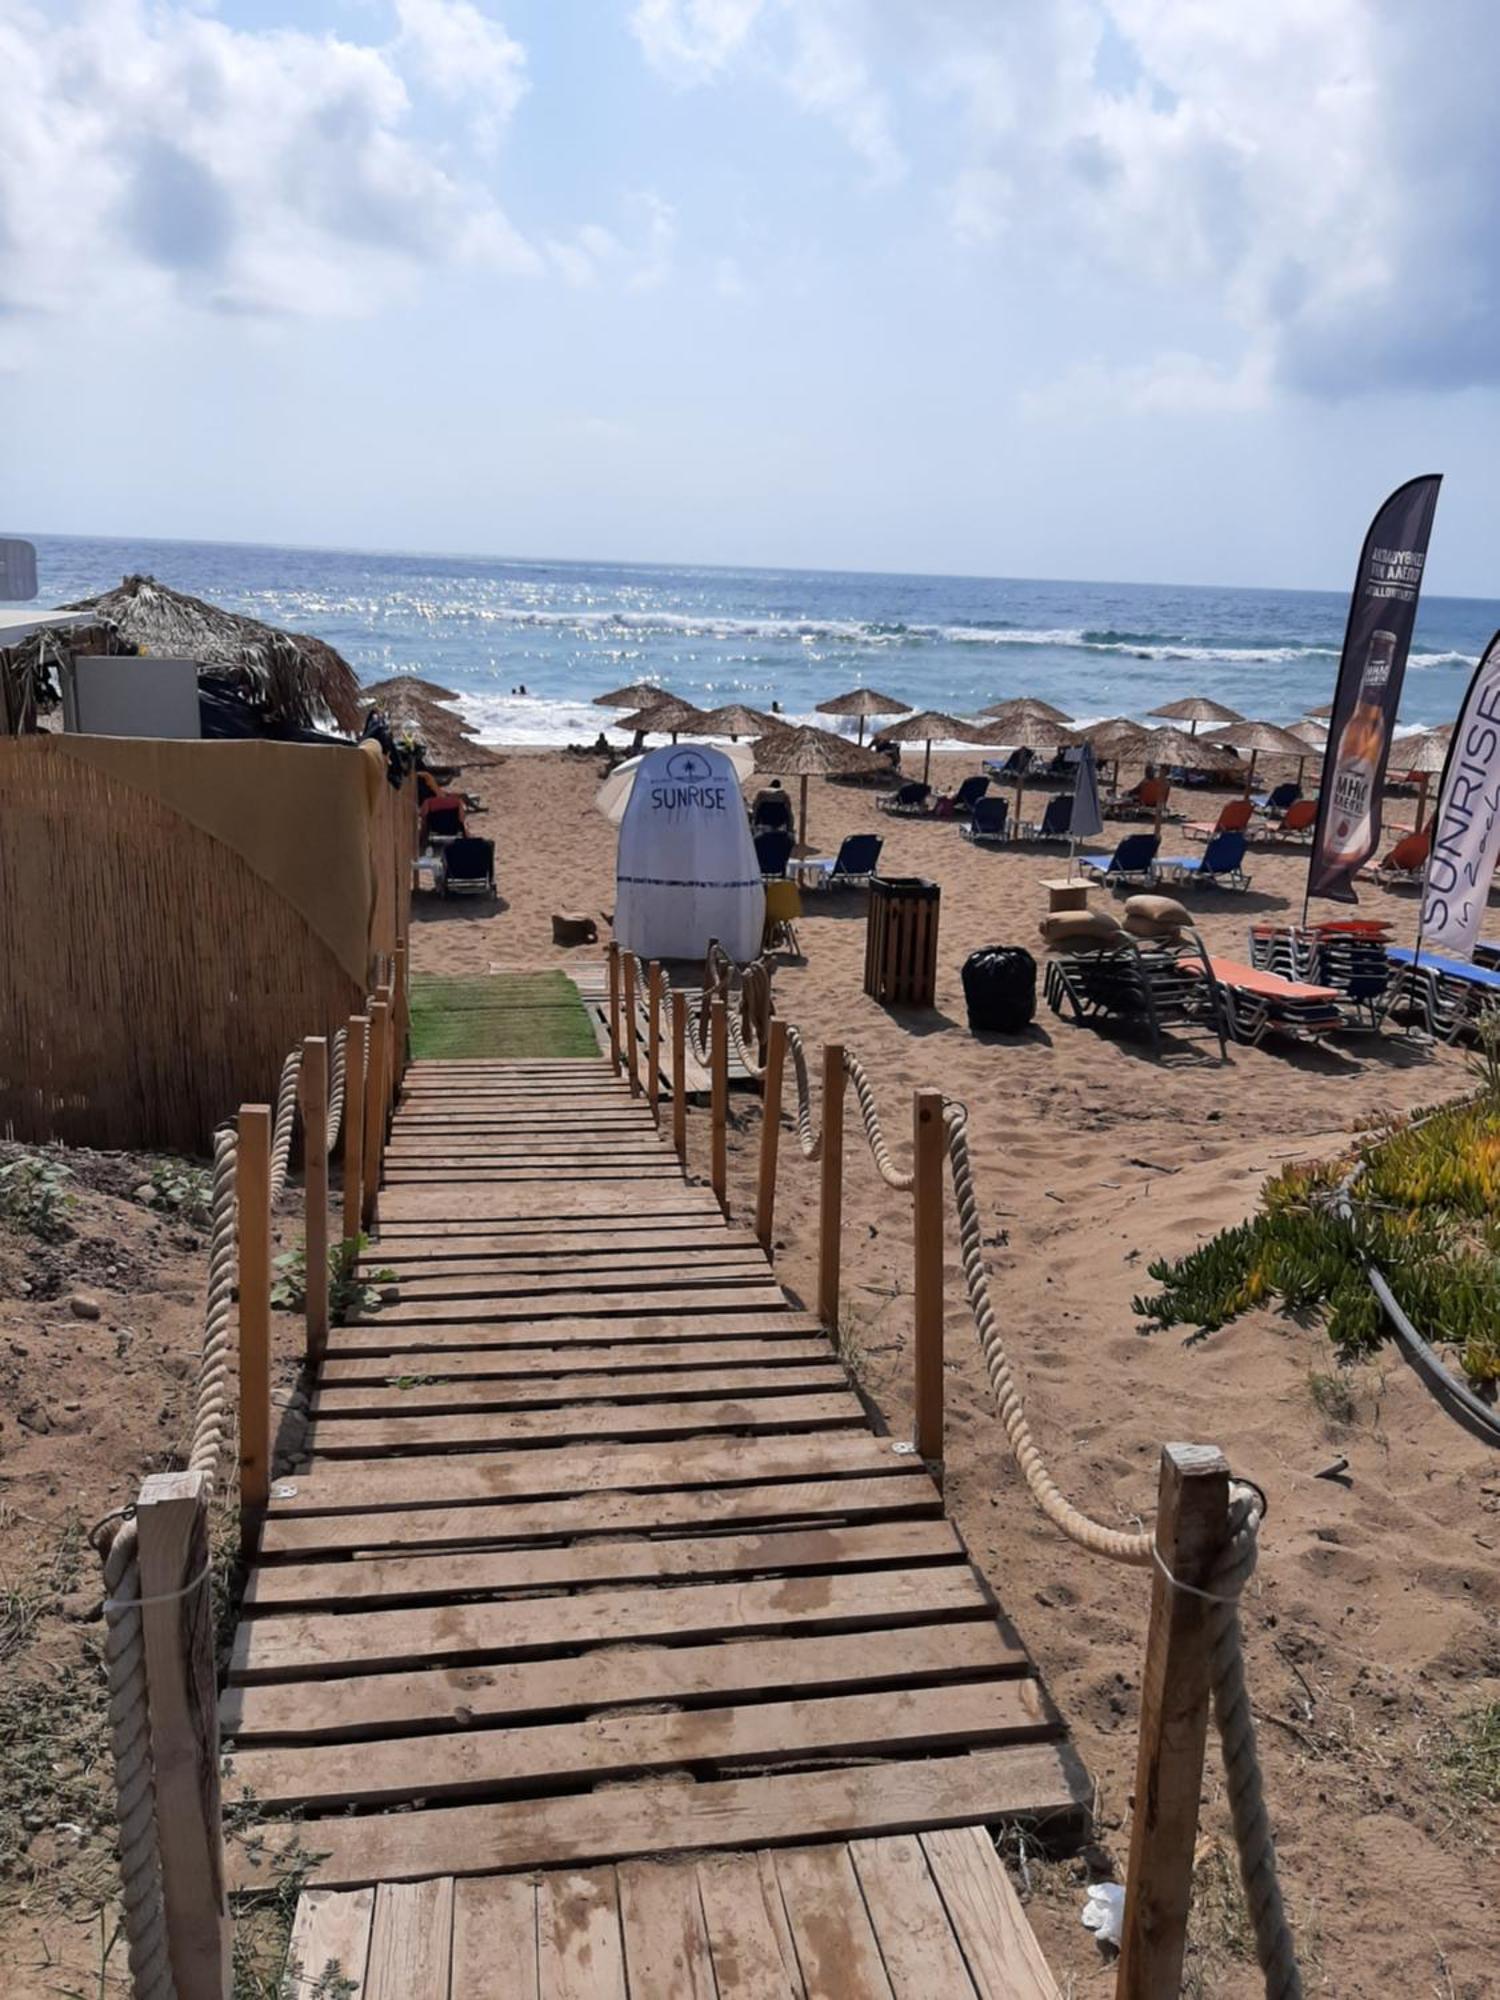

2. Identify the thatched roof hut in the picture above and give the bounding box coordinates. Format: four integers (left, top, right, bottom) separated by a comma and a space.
17, 574, 364, 733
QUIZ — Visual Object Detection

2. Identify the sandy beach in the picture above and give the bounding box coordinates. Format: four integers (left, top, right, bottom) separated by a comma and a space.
410, 745, 1499, 1998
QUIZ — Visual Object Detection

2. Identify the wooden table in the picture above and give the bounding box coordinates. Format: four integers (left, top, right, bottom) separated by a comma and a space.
1042, 876, 1092, 914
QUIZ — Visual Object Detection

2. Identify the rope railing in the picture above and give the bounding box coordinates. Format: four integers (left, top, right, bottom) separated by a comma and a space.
605, 937, 1300, 2000
90, 942, 408, 2000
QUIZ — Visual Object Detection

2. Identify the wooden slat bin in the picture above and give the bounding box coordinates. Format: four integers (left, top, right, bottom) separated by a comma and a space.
863, 876, 940, 1008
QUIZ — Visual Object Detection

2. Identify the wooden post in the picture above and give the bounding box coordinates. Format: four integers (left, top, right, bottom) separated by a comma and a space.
1116, 1443, 1231, 2000
756, 1019, 787, 1255
299, 1037, 330, 1367
817, 1044, 846, 1331
623, 952, 642, 1097
236, 1104, 271, 1552
392, 941, 409, 1085
607, 943, 622, 1075
362, 997, 390, 1230
671, 990, 688, 1163
646, 961, 663, 1123
341, 1015, 367, 1246
912, 1089, 946, 1469
710, 996, 729, 1212
137, 1469, 230, 1999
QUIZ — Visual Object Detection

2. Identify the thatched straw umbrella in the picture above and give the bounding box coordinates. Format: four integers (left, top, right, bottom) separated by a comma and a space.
34, 573, 364, 732
1305, 700, 1336, 722
366, 684, 500, 769
1133, 724, 1236, 828
1285, 718, 1328, 791
615, 698, 712, 743
876, 709, 971, 785
697, 701, 779, 740
978, 696, 1073, 725
1214, 719, 1316, 796
1149, 694, 1245, 736
594, 681, 667, 710
1391, 729, 1449, 831
965, 713, 1075, 828
753, 725, 884, 853
363, 675, 461, 704
815, 687, 912, 745
1081, 716, 1149, 791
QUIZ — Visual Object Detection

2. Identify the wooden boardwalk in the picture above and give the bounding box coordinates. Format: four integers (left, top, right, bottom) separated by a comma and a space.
224, 1055, 1086, 1995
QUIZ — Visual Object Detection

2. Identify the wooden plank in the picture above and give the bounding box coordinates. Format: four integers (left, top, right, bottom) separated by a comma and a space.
229, 1566, 990, 1681
265, 1430, 922, 1515
368, 1260, 768, 1303
256, 1470, 941, 1558
383, 1168, 684, 1185
364, 1877, 452, 2000
378, 1189, 722, 1222
230, 1745, 1090, 1891
369, 1228, 760, 1263
226, 1681, 1052, 1813
537, 1867, 626, 2000
918, 1827, 1062, 2000
318, 1338, 835, 1384
618, 1859, 715, 2000
370, 1245, 768, 1283
222, 1623, 1027, 1746
302, 1389, 864, 1456
322, 1309, 823, 1358
352, 1284, 791, 1325
286, 1887, 374, 2000
242, 1519, 962, 1610
695, 1854, 802, 1999
373, 1214, 744, 1245
773, 1844, 894, 2000
451, 1875, 539, 1999
312, 1362, 848, 1415
848, 1836, 977, 1998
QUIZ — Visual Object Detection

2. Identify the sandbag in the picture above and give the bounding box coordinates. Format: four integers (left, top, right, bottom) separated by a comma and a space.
1123, 893, 1192, 934
1039, 908, 1126, 952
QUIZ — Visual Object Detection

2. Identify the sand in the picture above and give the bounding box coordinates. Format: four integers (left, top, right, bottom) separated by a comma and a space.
414, 746, 1499, 1995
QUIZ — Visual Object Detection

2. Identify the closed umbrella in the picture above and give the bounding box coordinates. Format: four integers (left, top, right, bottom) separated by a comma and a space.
815, 686, 912, 745
965, 713, 1075, 830
1214, 719, 1316, 797
1068, 742, 1104, 877
753, 724, 884, 854
1149, 695, 1245, 736
877, 709, 972, 785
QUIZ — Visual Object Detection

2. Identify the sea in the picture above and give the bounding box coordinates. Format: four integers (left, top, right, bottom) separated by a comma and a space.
23, 533, 1499, 746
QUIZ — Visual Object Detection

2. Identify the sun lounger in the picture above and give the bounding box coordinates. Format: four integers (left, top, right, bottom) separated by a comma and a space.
1366, 829, 1431, 885
1257, 782, 1302, 818
961, 796, 1010, 847
1187, 796, 1253, 841
1044, 934, 1227, 1058
1250, 922, 1393, 1026
1018, 794, 1073, 841
798, 832, 883, 890
1183, 955, 1343, 1045
1077, 832, 1160, 884
1157, 829, 1251, 891
1104, 776, 1171, 823
442, 835, 496, 897
1260, 798, 1318, 842
983, 748, 1034, 780
950, 774, 990, 815
878, 780, 932, 816
1385, 945, 1500, 1041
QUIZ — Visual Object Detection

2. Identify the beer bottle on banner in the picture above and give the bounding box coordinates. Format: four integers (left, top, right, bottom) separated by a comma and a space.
1326, 629, 1396, 866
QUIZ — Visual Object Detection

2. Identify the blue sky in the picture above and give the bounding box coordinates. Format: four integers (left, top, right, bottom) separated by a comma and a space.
3, 0, 1498, 593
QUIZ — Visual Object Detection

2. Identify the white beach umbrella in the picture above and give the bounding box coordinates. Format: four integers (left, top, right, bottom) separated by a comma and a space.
594, 741, 754, 824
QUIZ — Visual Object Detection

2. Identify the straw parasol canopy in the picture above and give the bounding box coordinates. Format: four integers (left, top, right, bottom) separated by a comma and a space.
876, 709, 972, 784
1391, 729, 1449, 830
594, 681, 667, 710
978, 696, 1073, 724
366, 684, 500, 769
1214, 718, 1316, 795
614, 697, 712, 742
696, 701, 779, 739
1305, 700, 1336, 721
35, 573, 363, 732
1149, 695, 1245, 735
1284, 716, 1329, 789
815, 686, 912, 744
753, 724, 884, 851
1127, 724, 1237, 827
964, 712, 1075, 824
363, 675, 460, 704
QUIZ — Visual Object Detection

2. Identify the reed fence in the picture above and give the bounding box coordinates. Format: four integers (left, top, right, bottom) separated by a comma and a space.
609, 939, 1301, 2000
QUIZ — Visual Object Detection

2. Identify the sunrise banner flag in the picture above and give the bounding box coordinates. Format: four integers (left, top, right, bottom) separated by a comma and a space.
1418, 633, 1500, 957
1307, 475, 1443, 905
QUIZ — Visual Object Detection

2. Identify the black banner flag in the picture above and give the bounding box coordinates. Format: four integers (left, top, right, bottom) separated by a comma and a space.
1307, 475, 1442, 904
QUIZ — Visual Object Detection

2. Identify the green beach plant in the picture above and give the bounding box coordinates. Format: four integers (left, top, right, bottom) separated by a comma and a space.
271, 1234, 395, 1323
1134, 1097, 1500, 1388
0, 1152, 76, 1242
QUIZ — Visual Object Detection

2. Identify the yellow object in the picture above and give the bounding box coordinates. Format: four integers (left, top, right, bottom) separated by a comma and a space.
763, 877, 802, 953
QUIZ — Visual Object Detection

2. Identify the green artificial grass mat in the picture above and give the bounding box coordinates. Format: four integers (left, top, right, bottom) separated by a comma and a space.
408, 972, 599, 1060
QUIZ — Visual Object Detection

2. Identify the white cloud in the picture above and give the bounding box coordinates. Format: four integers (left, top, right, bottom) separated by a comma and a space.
547, 198, 677, 291
0, 0, 536, 337
629, 0, 764, 83
393, 0, 528, 146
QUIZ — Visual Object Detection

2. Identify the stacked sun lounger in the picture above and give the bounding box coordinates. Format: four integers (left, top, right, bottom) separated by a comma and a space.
1043, 939, 1227, 1058
1385, 946, 1500, 1041
1183, 956, 1344, 1045
1249, 922, 1394, 1027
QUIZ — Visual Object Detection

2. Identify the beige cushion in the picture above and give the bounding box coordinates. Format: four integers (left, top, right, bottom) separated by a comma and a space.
1039, 908, 1126, 952
1123, 893, 1192, 940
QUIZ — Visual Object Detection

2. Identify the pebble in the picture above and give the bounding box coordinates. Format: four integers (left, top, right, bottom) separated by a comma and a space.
380, 1285, 401, 1304
67, 1293, 102, 1320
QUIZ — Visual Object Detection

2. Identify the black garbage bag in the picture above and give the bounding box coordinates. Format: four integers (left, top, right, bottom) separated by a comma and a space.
961, 946, 1037, 1033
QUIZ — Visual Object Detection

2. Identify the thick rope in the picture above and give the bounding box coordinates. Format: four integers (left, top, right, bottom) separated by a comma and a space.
782, 1025, 823, 1161
325, 1025, 348, 1153
267, 1046, 302, 1204
188, 1125, 240, 1487
843, 1051, 914, 1191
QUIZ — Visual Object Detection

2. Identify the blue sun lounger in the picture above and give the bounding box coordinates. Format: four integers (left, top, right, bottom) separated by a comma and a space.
1156, 829, 1251, 890
1077, 832, 1159, 884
